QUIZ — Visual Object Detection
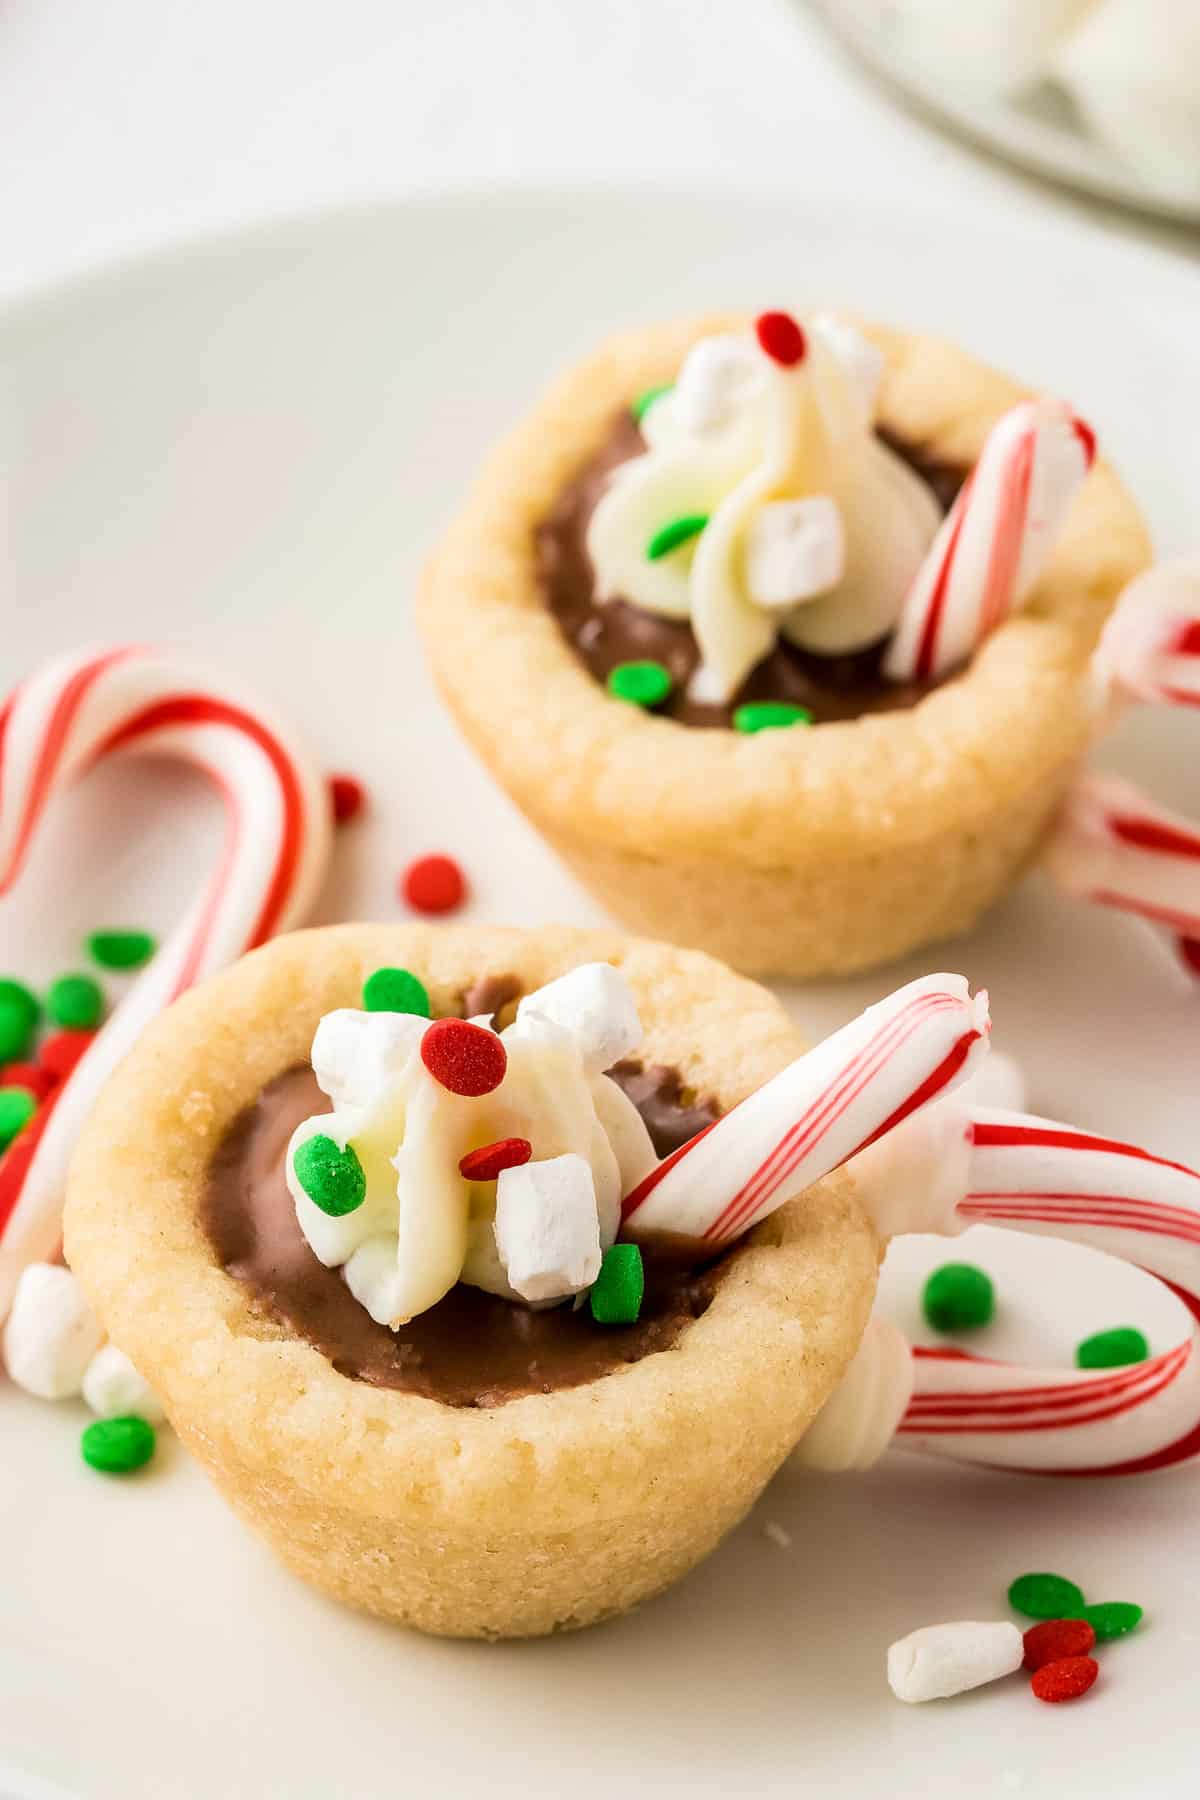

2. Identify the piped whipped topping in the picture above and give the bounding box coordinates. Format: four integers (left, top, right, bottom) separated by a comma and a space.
285, 964, 658, 1326
586, 313, 942, 704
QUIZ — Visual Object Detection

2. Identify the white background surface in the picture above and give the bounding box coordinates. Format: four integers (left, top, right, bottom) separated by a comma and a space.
3, 8, 1200, 1798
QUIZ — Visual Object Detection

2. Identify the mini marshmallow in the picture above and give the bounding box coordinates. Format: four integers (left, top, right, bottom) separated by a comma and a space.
745, 497, 845, 610
887, 1620, 1024, 1703
517, 964, 642, 1075
2, 1263, 104, 1400
311, 1008, 428, 1110
812, 313, 885, 418
81, 1343, 166, 1425
494, 1153, 602, 1304
672, 334, 765, 435
957, 1049, 1027, 1116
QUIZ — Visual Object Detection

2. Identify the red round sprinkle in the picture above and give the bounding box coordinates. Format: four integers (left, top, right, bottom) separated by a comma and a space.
421, 1018, 506, 1097
458, 1137, 533, 1182
329, 773, 367, 825
1031, 1655, 1099, 1704
1023, 1618, 1096, 1671
402, 853, 467, 916
39, 1029, 96, 1081
755, 311, 807, 368
0, 1062, 55, 1101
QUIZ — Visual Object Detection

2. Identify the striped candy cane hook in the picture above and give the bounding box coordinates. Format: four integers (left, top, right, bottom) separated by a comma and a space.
846, 1106, 1200, 1477
0, 644, 332, 1316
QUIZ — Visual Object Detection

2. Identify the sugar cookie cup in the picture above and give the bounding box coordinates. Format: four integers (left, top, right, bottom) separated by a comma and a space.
419, 316, 1151, 978
64, 923, 878, 1639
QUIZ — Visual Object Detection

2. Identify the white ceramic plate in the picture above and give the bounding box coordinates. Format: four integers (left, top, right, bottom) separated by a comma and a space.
3, 191, 1200, 1800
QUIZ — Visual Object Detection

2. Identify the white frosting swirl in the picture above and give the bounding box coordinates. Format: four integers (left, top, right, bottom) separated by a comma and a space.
587, 315, 942, 704
285, 966, 657, 1326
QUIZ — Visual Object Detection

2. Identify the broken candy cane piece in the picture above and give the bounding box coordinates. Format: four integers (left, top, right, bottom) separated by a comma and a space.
885, 397, 1095, 682
745, 496, 845, 610
516, 963, 643, 1076
1044, 774, 1200, 941
887, 1621, 1024, 1703
1093, 557, 1200, 711
494, 1153, 602, 1304
81, 1343, 166, 1425
2, 1262, 104, 1400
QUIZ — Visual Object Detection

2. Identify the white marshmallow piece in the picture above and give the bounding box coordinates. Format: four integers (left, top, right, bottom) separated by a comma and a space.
2, 1263, 105, 1400
310, 1008, 428, 1110
887, 1620, 1024, 1703
81, 1343, 166, 1425
811, 314, 885, 419
746, 496, 845, 611
672, 334, 765, 436
517, 963, 643, 1075
494, 1153, 602, 1304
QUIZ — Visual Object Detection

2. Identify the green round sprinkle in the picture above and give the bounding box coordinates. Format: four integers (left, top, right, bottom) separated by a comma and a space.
632, 382, 672, 424
46, 972, 104, 1030
606, 660, 673, 709
1076, 1326, 1149, 1369
646, 513, 709, 561
590, 1243, 645, 1326
293, 1133, 367, 1217
362, 966, 430, 1017
732, 701, 813, 735
1008, 1572, 1086, 1620
0, 1086, 37, 1150
1078, 1601, 1143, 1641
922, 1262, 995, 1332
81, 1415, 156, 1475
0, 979, 40, 1062
87, 930, 157, 971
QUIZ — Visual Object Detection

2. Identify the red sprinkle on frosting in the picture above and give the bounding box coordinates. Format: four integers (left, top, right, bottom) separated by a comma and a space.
458, 1137, 533, 1182
0, 1062, 55, 1101
1023, 1619, 1096, 1672
329, 774, 367, 825
38, 1029, 96, 1081
402, 853, 467, 916
755, 311, 807, 368
421, 1018, 507, 1097
1031, 1655, 1099, 1704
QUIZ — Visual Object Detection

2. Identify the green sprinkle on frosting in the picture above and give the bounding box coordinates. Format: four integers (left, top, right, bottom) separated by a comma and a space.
47, 972, 104, 1030
87, 930, 157, 971
632, 383, 672, 424
922, 1262, 995, 1332
732, 701, 813, 735
1076, 1326, 1149, 1369
606, 661, 673, 709
1008, 1572, 1086, 1621
1079, 1601, 1143, 1641
81, 1415, 156, 1475
646, 513, 709, 561
362, 966, 431, 1018
294, 1133, 367, 1217
0, 979, 40, 1062
0, 1086, 37, 1150
590, 1243, 645, 1326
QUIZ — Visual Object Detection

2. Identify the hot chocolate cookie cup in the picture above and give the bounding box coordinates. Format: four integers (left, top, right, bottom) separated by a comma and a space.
419, 315, 1150, 977
64, 923, 878, 1640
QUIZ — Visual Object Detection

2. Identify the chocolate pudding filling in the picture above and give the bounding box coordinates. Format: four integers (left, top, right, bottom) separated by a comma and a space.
202, 999, 725, 1408
535, 411, 966, 728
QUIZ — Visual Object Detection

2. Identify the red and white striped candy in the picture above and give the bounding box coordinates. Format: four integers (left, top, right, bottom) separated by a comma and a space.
1094, 557, 1200, 712
621, 973, 990, 1244
0, 644, 331, 1316
884, 398, 1095, 683
894, 1108, 1200, 1476
1043, 774, 1200, 946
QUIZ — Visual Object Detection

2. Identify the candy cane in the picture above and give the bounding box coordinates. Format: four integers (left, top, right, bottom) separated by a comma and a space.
621, 973, 989, 1243
0, 644, 331, 1316
848, 1105, 1200, 1477
1043, 775, 1200, 946
1093, 557, 1200, 711
884, 398, 1095, 683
